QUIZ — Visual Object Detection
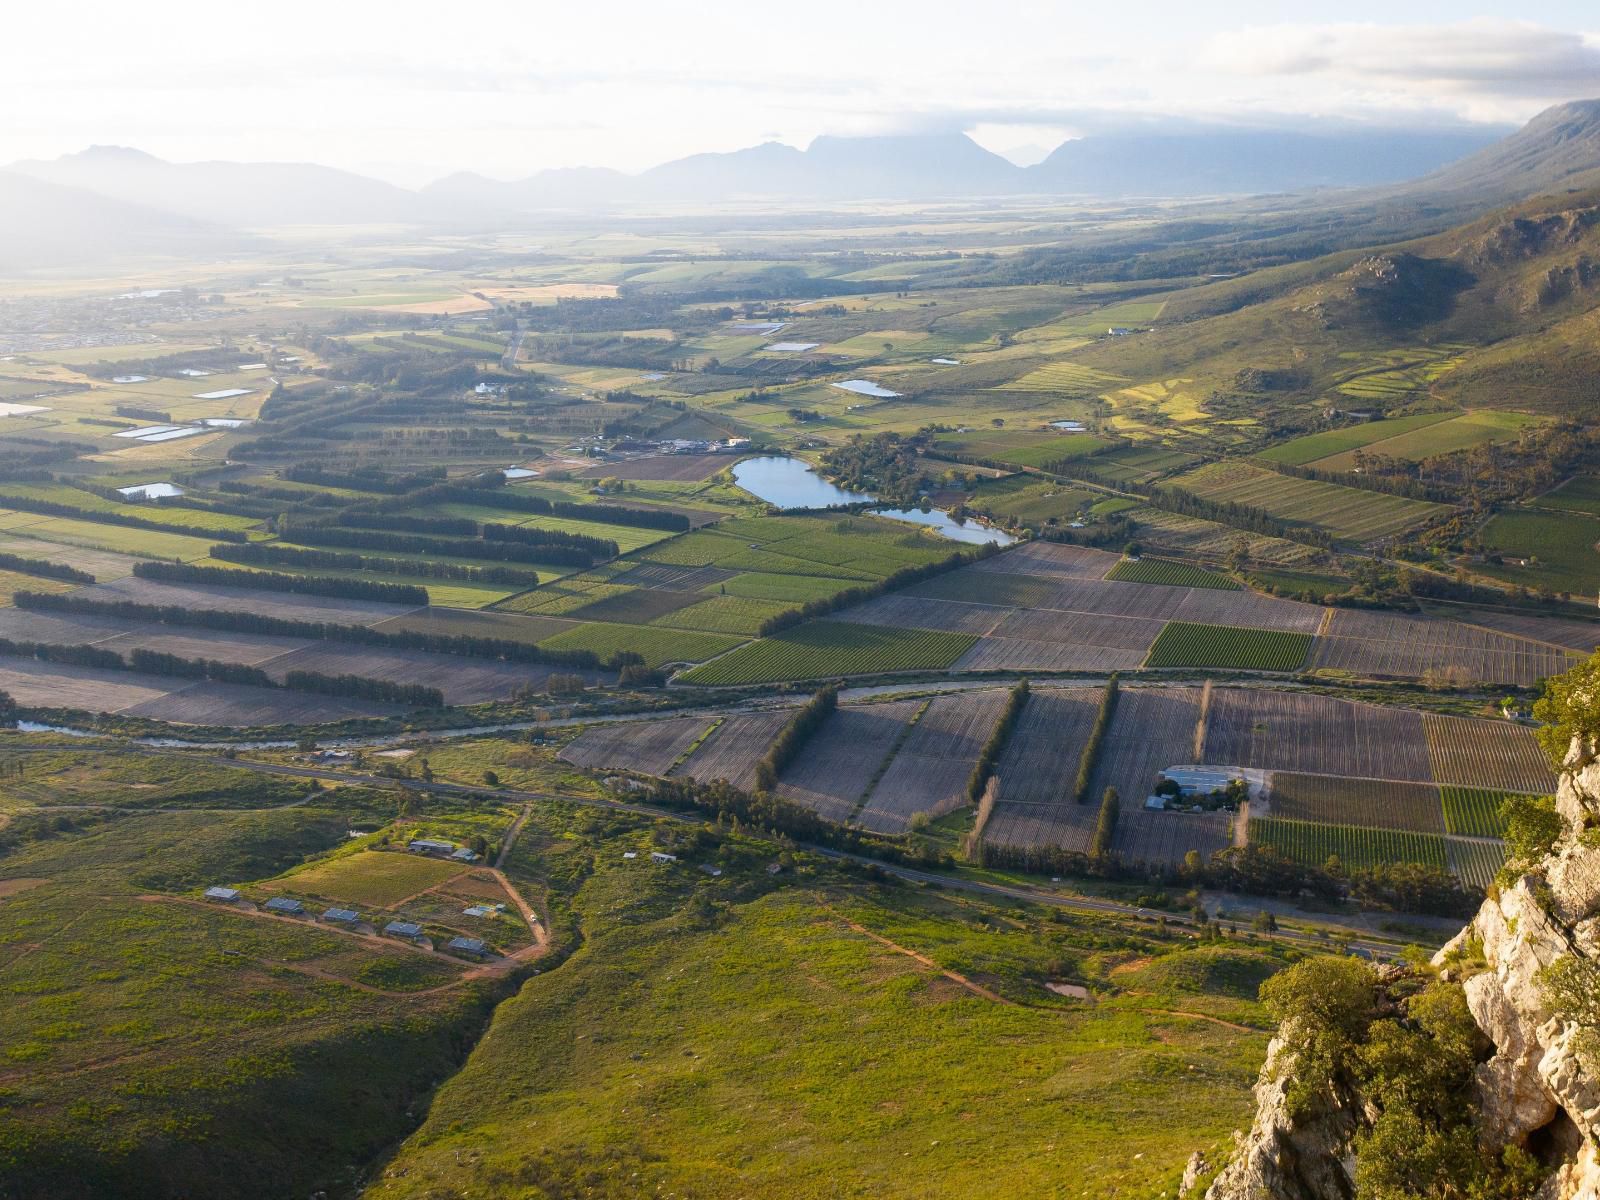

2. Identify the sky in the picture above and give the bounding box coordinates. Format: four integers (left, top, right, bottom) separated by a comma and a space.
6, 1, 1600, 186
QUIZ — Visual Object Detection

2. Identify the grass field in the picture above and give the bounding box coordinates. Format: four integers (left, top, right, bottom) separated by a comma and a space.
0, 512, 223, 561
0, 794, 491, 1198
1255, 412, 1456, 466
1144, 622, 1311, 670
1477, 509, 1600, 596
277, 848, 466, 907
932, 429, 1112, 468
680, 621, 976, 685
1088, 445, 1200, 485
966, 475, 1097, 528
1107, 557, 1241, 590
1533, 475, 1600, 516
1249, 816, 1451, 872
1309, 410, 1541, 471
369, 822, 1276, 1200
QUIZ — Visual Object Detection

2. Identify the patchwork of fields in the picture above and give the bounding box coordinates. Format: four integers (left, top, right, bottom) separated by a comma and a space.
556, 683, 1548, 882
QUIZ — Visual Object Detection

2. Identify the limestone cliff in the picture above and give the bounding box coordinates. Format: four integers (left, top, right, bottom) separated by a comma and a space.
1199, 751, 1600, 1200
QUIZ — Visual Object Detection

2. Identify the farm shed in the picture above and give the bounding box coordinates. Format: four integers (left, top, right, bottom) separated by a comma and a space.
264, 897, 305, 915
462, 905, 495, 918
446, 936, 489, 958
321, 907, 361, 924
384, 920, 424, 940
203, 886, 240, 902
449, 847, 480, 863
651, 851, 678, 863
408, 839, 456, 856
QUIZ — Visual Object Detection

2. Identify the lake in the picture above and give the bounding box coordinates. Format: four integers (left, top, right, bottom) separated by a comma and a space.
732, 456, 1014, 546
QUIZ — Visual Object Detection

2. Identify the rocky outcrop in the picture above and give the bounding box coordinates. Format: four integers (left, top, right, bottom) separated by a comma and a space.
1201, 749, 1600, 1200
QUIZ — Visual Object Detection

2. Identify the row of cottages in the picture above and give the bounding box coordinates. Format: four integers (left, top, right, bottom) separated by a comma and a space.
408, 837, 481, 863
204, 888, 492, 959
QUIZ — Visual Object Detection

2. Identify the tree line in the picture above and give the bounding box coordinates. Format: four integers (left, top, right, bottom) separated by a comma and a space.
1073, 674, 1118, 804
0, 491, 249, 543
754, 684, 838, 792
276, 521, 602, 567
0, 637, 443, 708
14, 591, 610, 670
0, 551, 92, 584
966, 678, 1028, 804
132, 561, 429, 606
210, 542, 541, 587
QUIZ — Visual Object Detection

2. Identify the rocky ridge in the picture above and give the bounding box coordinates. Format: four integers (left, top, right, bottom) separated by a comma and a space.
1200, 748, 1600, 1200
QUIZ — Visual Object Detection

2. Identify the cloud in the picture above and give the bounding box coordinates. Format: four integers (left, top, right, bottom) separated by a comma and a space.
1205, 19, 1600, 96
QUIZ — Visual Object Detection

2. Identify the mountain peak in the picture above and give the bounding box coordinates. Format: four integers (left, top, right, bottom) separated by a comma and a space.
70, 144, 166, 164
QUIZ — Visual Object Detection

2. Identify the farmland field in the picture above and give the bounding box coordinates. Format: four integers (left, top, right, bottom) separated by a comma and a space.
679, 622, 975, 685
1144, 622, 1311, 670
1440, 608, 1600, 654
1439, 786, 1527, 838
1476, 509, 1600, 596
1255, 412, 1456, 466
1106, 556, 1240, 590
931, 429, 1112, 468
537, 620, 745, 668
670, 709, 793, 790
1084, 687, 1203, 816
1111, 810, 1233, 870
1308, 608, 1574, 687
968, 541, 1120, 579
280, 849, 466, 908
1170, 461, 1450, 541
775, 700, 923, 823
1532, 474, 1600, 516
1422, 714, 1557, 793
1201, 690, 1433, 782
1309, 410, 1540, 471
1249, 817, 1450, 871
981, 688, 1106, 851
1266, 773, 1445, 834
856, 689, 1010, 834
1448, 839, 1509, 891
559, 716, 714, 777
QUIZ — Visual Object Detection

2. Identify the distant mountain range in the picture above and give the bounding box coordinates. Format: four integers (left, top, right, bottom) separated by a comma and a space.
11, 105, 1600, 268
425, 127, 1504, 211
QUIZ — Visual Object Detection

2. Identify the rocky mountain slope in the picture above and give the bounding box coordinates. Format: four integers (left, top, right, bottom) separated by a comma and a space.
1198, 742, 1600, 1200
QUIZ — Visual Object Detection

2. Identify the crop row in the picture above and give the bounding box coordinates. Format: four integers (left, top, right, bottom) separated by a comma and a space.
1144, 622, 1311, 671
1249, 816, 1450, 872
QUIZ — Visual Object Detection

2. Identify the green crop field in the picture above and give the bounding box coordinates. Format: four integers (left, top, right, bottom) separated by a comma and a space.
1533, 475, 1600, 516
1249, 817, 1451, 872
1255, 412, 1456, 466
0, 512, 223, 561
1171, 461, 1450, 542
0, 485, 262, 534
1440, 786, 1533, 839
719, 571, 860, 602
1144, 622, 1311, 670
538, 620, 746, 668
1477, 509, 1600, 596
680, 621, 976, 685
1107, 557, 1241, 590
1086, 445, 1200, 484
654, 594, 794, 635
1310, 410, 1540, 471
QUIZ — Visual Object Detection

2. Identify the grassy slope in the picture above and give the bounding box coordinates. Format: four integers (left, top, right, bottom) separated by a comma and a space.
369, 815, 1277, 1200
0, 772, 501, 1200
